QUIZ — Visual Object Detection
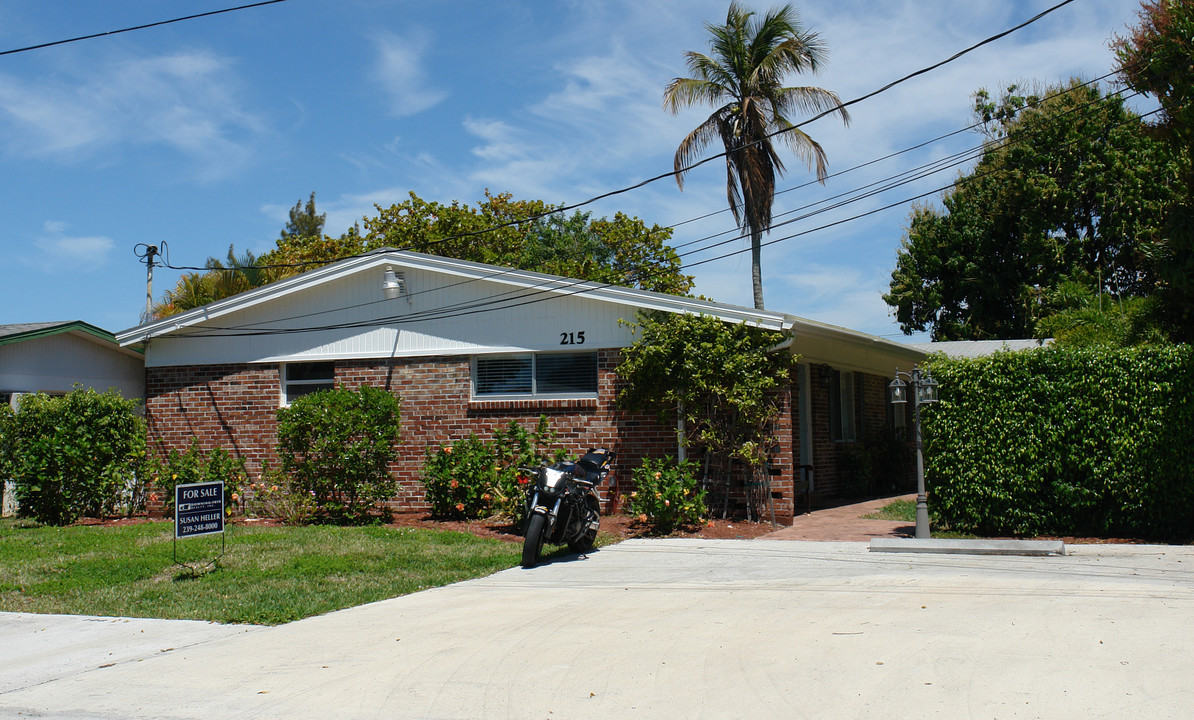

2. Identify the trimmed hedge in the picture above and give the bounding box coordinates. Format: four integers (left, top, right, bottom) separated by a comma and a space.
924, 345, 1194, 541
1, 388, 146, 525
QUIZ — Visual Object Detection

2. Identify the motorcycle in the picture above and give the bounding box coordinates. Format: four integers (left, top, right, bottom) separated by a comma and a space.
520, 448, 614, 568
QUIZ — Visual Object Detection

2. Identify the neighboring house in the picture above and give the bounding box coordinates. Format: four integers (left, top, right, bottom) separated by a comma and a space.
0, 321, 145, 516
116, 250, 925, 522
0, 321, 145, 407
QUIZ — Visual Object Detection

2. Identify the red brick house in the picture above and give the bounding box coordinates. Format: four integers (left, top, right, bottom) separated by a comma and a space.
116, 250, 925, 522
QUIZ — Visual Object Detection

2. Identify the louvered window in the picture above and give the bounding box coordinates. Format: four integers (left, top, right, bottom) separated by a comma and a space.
473, 352, 597, 398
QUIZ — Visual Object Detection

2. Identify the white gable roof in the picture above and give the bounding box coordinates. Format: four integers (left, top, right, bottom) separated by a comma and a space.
116, 249, 924, 374
117, 250, 788, 367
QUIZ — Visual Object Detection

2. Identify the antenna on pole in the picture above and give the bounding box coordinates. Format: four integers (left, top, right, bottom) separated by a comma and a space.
134, 243, 160, 324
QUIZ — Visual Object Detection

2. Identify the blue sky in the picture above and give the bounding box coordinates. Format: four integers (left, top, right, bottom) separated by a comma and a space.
0, 0, 1151, 341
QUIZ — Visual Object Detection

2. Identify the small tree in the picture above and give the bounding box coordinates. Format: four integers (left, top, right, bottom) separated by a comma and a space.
2, 388, 145, 525
276, 384, 402, 523
616, 313, 791, 515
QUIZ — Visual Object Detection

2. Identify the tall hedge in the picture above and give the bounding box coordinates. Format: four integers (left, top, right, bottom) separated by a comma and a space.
1, 389, 146, 525
923, 345, 1194, 541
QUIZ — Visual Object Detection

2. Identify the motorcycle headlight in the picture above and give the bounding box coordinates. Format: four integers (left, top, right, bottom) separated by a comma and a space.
542, 467, 568, 490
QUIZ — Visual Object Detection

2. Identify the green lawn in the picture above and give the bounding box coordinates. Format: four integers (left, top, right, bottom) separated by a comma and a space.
0, 519, 522, 625
862, 498, 917, 522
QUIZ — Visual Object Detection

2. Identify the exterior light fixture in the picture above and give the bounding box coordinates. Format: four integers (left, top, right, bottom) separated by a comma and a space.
382, 267, 403, 300
888, 365, 940, 539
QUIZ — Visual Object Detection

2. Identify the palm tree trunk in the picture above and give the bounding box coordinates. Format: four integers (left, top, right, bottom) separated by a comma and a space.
751, 227, 765, 310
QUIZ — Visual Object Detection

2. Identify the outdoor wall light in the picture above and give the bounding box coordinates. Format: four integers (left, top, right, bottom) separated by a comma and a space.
888, 365, 939, 539
382, 267, 404, 300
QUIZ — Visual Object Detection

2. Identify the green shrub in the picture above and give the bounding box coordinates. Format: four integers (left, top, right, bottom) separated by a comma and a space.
924, 345, 1194, 541
149, 439, 246, 517
2, 388, 145, 525
625, 457, 706, 533
489, 417, 568, 526
421, 417, 569, 522
276, 384, 402, 524
423, 434, 497, 519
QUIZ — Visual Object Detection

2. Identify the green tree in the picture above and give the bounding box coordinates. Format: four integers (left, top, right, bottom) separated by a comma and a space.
664, 1, 849, 310
884, 80, 1183, 340
1114, 0, 1194, 340
360, 191, 694, 295
616, 312, 791, 518
280, 191, 327, 242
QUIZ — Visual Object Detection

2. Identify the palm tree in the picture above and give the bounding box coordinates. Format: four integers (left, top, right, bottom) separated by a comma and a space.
664, 1, 850, 309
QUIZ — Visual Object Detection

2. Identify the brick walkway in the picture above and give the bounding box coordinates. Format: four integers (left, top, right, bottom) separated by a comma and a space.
763, 493, 917, 541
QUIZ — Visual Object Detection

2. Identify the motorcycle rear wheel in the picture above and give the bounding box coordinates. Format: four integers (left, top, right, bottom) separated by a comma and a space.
567, 496, 601, 554
522, 512, 547, 568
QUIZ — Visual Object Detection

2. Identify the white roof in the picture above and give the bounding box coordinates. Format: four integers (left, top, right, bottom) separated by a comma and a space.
116, 249, 925, 375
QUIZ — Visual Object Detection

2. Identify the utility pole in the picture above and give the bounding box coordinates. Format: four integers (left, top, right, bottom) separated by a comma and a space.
135, 244, 159, 323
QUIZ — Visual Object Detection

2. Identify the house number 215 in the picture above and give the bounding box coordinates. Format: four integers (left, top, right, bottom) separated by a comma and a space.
560, 331, 586, 345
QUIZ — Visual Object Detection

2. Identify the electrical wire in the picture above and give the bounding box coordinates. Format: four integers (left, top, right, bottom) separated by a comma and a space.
161, 83, 1160, 336
156, 0, 1081, 276
168, 98, 1166, 340
0, 1, 288, 57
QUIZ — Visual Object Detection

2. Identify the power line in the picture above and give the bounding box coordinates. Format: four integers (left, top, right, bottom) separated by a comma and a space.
0, 1, 288, 57
161, 79, 1157, 335
160, 0, 1080, 277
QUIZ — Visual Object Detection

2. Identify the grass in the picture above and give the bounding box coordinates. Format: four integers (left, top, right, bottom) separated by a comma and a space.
862, 498, 975, 539
862, 498, 917, 522
0, 518, 523, 625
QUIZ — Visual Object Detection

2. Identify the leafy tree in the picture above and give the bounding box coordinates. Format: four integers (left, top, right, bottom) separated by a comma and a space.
616, 312, 790, 518
664, 1, 849, 309
280, 191, 326, 242
1113, 0, 1194, 146
152, 190, 692, 318
1035, 276, 1166, 348
1114, 0, 1194, 340
884, 80, 1183, 340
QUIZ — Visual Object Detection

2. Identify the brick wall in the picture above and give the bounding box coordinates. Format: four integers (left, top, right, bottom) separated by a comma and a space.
145, 354, 903, 520
145, 350, 719, 517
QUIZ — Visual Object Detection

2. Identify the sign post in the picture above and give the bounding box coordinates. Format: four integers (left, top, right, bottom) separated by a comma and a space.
173, 481, 226, 572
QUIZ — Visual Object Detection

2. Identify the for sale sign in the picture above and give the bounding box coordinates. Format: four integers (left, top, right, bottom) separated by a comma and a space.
175, 481, 225, 539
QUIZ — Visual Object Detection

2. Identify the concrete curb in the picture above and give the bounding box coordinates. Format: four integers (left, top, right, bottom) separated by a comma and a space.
868, 537, 1066, 556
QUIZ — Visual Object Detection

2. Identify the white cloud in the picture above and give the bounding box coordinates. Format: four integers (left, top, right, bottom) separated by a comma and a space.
28, 221, 114, 273
0, 49, 264, 181
371, 30, 448, 118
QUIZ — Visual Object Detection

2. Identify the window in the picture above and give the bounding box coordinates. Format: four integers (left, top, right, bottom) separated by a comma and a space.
474, 352, 597, 398
829, 369, 857, 441
282, 362, 334, 405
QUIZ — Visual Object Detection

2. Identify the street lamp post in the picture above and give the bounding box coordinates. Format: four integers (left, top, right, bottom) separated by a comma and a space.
888, 365, 939, 539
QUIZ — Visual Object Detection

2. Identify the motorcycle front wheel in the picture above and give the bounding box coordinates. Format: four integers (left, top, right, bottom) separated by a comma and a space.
522, 512, 547, 568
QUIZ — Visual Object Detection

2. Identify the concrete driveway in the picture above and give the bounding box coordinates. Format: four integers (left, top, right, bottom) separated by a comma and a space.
3, 539, 1194, 719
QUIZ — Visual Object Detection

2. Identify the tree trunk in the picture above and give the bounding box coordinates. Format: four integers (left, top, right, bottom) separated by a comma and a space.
751, 227, 765, 310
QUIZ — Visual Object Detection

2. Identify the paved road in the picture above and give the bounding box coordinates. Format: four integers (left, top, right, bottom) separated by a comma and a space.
3, 539, 1193, 719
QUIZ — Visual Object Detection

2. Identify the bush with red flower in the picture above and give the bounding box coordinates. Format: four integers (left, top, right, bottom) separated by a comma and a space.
421, 416, 568, 523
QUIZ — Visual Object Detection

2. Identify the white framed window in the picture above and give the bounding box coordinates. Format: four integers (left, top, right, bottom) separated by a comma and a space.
473, 352, 598, 398
281, 362, 335, 405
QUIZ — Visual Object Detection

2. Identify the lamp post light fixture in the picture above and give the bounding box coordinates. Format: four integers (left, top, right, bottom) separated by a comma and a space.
888, 365, 939, 539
